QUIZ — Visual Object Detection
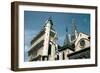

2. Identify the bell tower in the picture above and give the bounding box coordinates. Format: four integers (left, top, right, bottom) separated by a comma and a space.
43, 17, 53, 56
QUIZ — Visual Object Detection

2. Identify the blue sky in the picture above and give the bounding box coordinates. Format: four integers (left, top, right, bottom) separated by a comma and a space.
24, 11, 90, 61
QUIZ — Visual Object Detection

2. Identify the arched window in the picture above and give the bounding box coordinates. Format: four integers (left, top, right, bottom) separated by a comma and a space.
57, 55, 59, 60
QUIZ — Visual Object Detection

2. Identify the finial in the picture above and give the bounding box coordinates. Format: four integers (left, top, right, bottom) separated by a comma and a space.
48, 16, 52, 21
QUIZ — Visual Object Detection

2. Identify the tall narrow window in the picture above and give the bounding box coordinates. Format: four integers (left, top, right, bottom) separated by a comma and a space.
48, 44, 51, 55
63, 52, 65, 60
57, 55, 59, 60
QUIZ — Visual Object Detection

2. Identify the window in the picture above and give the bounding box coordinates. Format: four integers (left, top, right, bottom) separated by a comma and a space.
57, 55, 59, 60
79, 39, 85, 48
63, 52, 65, 60
48, 44, 51, 55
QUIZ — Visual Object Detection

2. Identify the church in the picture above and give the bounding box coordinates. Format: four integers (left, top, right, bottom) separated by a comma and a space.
28, 17, 90, 61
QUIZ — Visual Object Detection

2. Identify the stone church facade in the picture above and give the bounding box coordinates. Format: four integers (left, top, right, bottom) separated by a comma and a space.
28, 18, 90, 61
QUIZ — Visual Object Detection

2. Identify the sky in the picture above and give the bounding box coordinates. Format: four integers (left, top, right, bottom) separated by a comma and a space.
24, 11, 90, 61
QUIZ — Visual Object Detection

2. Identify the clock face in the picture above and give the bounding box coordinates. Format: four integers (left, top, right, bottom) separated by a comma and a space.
79, 38, 85, 48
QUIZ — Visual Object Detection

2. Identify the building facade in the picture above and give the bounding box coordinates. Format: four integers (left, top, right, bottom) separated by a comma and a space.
28, 18, 58, 61
28, 18, 90, 61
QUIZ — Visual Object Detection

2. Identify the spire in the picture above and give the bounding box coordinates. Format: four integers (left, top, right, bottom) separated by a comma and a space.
71, 18, 78, 41
63, 26, 70, 47
71, 18, 77, 34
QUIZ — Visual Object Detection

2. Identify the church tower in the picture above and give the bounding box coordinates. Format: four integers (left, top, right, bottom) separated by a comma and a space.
43, 17, 53, 56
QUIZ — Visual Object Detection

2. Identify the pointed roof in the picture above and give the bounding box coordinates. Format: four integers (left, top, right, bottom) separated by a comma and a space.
44, 16, 53, 27
71, 18, 77, 34
63, 26, 70, 46
71, 18, 78, 41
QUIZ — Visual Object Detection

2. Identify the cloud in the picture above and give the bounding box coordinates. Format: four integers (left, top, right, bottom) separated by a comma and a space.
24, 45, 29, 52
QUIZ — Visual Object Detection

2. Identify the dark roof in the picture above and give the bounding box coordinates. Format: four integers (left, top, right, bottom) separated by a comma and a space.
67, 47, 90, 57
58, 43, 75, 52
